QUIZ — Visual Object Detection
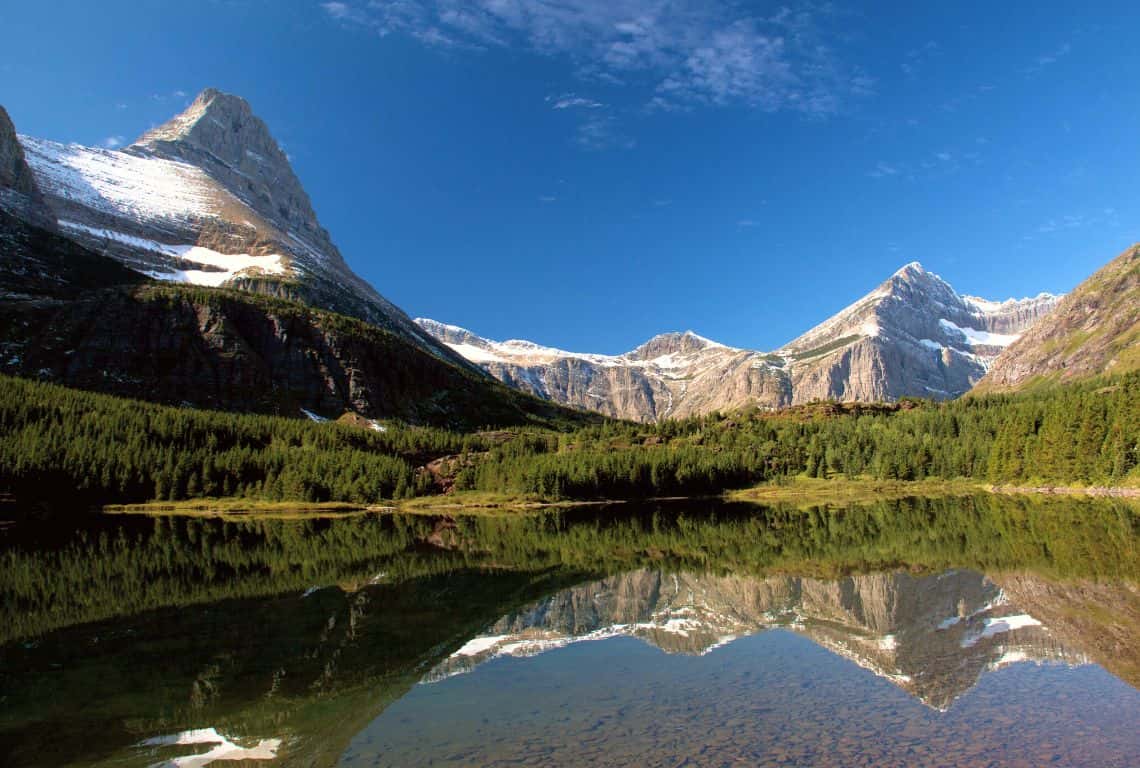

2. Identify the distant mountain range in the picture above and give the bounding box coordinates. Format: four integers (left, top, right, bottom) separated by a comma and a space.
418, 264, 1060, 421
1, 88, 1135, 424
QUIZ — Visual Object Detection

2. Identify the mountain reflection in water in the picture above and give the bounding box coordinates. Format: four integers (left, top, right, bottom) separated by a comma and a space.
424, 569, 1082, 711
0, 496, 1137, 767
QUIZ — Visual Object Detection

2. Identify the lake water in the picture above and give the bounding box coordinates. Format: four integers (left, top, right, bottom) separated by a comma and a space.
1, 496, 1138, 766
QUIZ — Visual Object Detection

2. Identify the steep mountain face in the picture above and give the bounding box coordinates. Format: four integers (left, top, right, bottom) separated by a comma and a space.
415, 319, 791, 421
780, 262, 1059, 402
0, 281, 590, 429
974, 245, 1140, 392
0, 103, 591, 429
0, 107, 53, 229
0, 209, 144, 301
15, 88, 462, 367
419, 263, 1059, 420
425, 568, 1084, 710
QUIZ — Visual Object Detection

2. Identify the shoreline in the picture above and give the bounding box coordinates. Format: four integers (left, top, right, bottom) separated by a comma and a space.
98, 478, 1140, 518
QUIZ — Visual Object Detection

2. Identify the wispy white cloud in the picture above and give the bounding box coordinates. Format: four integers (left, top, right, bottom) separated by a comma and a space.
323, 1, 872, 117
546, 92, 604, 110
1032, 207, 1117, 238
1025, 42, 1071, 74
150, 89, 190, 104
868, 161, 899, 178
101, 135, 125, 148
576, 114, 635, 150
322, 2, 352, 20
1034, 42, 1071, 68
538, 194, 557, 202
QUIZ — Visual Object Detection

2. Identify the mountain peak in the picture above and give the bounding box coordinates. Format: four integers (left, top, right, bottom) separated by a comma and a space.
630, 330, 731, 359
126, 87, 334, 258
884, 260, 958, 300
893, 260, 927, 277
131, 88, 276, 165
889, 261, 946, 286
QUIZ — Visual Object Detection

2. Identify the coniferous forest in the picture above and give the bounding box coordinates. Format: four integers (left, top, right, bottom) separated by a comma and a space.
1, 369, 1137, 510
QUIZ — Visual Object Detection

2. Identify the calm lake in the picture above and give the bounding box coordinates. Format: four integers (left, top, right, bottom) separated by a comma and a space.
2, 496, 1138, 767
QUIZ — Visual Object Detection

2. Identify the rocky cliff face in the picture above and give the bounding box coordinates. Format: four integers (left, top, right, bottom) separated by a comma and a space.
12, 89, 463, 368
0, 107, 53, 229
425, 568, 1083, 710
974, 245, 1140, 392
415, 319, 791, 421
419, 263, 1060, 420
781, 262, 1060, 402
0, 280, 589, 429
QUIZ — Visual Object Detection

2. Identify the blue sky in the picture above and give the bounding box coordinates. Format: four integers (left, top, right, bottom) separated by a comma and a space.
2, 1, 1137, 353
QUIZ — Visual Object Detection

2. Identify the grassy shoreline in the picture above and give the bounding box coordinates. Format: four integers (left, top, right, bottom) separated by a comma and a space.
99, 477, 1140, 518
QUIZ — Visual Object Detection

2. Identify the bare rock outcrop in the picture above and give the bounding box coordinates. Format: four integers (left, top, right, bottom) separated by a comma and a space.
0, 106, 54, 229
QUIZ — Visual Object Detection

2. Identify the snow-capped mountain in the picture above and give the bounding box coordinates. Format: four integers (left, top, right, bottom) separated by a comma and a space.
782, 262, 1060, 403
2, 95, 596, 428
423, 569, 1085, 711
17, 88, 458, 365
419, 263, 1060, 420
415, 319, 791, 421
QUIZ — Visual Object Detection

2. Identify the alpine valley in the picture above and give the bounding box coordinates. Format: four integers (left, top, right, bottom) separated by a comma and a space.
4, 6, 1140, 767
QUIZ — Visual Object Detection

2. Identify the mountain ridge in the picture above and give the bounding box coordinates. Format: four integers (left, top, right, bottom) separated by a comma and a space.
418, 263, 1061, 421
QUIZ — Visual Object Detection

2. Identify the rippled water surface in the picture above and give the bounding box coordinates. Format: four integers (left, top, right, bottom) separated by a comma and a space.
1, 496, 1138, 766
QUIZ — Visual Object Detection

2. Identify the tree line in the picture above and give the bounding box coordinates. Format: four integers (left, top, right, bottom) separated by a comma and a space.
1, 370, 1137, 508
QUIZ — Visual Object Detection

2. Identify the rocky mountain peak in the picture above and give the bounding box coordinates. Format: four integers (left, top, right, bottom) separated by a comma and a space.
629, 331, 729, 360
127, 88, 331, 254
884, 261, 957, 301
132, 88, 272, 165
892, 260, 927, 279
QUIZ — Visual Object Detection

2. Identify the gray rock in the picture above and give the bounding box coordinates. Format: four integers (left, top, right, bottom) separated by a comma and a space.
782, 262, 1061, 402
415, 319, 792, 421
0, 105, 55, 229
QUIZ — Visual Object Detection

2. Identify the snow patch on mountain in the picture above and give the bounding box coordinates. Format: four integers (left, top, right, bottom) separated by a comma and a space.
939, 318, 1020, 348
20, 136, 221, 223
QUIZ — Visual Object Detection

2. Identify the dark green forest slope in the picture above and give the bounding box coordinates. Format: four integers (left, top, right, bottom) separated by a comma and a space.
1, 370, 1137, 510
